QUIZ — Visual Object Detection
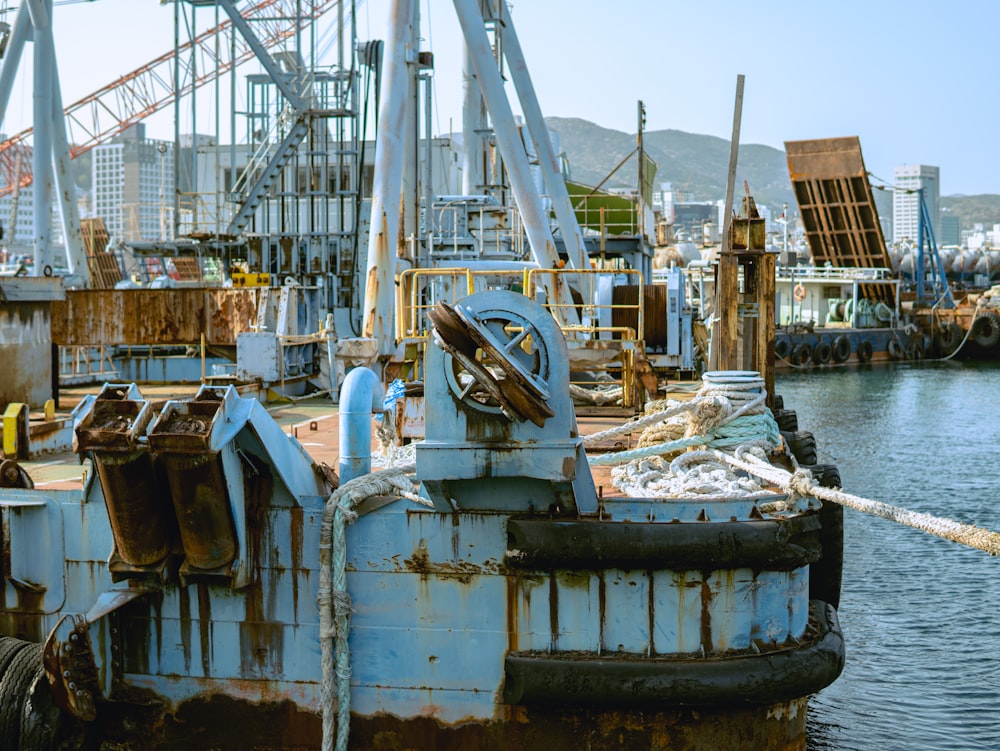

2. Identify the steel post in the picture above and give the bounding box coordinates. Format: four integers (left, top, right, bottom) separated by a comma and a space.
362, 0, 413, 355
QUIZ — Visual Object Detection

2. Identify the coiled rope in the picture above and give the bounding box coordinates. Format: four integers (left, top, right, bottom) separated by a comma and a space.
586, 374, 779, 466
318, 464, 423, 751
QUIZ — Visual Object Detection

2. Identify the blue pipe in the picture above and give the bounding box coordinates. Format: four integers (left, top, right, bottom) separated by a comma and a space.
337, 367, 384, 484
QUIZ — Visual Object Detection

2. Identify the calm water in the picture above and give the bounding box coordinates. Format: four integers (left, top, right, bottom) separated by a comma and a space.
775, 361, 1000, 751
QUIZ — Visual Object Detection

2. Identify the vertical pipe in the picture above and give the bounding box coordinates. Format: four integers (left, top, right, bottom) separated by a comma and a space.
48, 54, 89, 284
28, 0, 53, 274
337, 366, 383, 483
460, 41, 484, 195
498, 1, 589, 271
401, 0, 419, 253
362, 0, 413, 356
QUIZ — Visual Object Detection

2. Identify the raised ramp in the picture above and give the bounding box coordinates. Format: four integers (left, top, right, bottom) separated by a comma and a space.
785, 137, 891, 270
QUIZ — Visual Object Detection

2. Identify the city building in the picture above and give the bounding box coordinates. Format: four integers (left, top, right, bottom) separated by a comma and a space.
92, 123, 175, 242
892, 164, 940, 244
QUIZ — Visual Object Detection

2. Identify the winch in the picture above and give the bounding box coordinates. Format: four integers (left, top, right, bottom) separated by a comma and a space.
415, 289, 596, 514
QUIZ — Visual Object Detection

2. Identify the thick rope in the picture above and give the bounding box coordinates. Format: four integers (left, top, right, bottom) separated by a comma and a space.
588, 377, 778, 467
719, 447, 1000, 556
318, 464, 418, 751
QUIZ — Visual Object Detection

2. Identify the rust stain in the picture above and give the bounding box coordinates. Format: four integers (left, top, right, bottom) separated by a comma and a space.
197, 583, 212, 677
700, 577, 714, 654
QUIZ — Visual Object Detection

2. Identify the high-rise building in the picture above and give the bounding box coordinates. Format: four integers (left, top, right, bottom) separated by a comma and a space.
892, 164, 940, 244
92, 123, 175, 242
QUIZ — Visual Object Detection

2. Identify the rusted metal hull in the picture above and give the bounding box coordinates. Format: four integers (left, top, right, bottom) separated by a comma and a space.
51, 288, 260, 346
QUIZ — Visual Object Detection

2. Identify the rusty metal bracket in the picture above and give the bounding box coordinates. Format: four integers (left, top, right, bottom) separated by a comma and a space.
43, 614, 99, 721
42, 583, 159, 721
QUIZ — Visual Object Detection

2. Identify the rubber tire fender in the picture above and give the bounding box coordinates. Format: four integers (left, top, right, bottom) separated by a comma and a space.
773, 408, 798, 432
813, 341, 833, 365
936, 321, 963, 355
887, 336, 904, 360
791, 342, 813, 366
804, 463, 844, 610
775, 338, 791, 360
971, 311, 1000, 349
20, 663, 71, 751
0, 641, 43, 749
856, 339, 873, 363
832, 335, 851, 363
782, 430, 818, 466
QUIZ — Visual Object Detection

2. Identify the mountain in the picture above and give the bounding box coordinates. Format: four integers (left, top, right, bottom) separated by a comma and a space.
546, 116, 794, 213
546, 117, 992, 234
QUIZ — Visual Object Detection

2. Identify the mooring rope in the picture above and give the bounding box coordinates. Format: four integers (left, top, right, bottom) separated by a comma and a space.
318, 464, 420, 751
718, 447, 1000, 556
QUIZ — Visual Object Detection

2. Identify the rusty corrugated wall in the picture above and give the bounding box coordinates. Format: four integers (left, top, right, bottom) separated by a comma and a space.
51, 288, 260, 346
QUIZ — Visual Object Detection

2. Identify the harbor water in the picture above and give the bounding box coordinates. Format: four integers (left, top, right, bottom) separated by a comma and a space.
776, 361, 1000, 751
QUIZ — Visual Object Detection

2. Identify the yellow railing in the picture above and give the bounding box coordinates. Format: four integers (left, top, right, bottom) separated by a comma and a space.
396, 266, 647, 409
397, 267, 529, 340
525, 267, 645, 342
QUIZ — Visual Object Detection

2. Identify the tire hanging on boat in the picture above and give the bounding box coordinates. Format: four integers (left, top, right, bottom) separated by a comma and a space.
936, 321, 963, 356
832, 335, 851, 363
775, 338, 791, 360
804, 463, 844, 610
813, 341, 833, 365
971, 311, 1000, 349
791, 342, 813, 367
887, 336, 904, 360
856, 340, 873, 363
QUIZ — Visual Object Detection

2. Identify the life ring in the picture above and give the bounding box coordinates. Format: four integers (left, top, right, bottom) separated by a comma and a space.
971, 312, 1000, 349
813, 341, 833, 365
887, 336, 903, 360
775, 338, 791, 360
832, 335, 852, 363
793, 283, 806, 302
856, 340, 873, 363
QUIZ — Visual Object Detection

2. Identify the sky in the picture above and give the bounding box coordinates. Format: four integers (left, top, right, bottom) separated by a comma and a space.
4, 0, 997, 196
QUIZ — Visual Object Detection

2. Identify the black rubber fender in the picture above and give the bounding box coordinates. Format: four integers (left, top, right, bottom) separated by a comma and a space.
775, 338, 791, 360
832, 335, 851, 363
803, 464, 844, 610
773, 408, 798, 432
0, 640, 43, 749
936, 321, 963, 355
856, 340, 873, 363
20, 662, 74, 751
782, 430, 817, 466
813, 341, 832, 365
971, 311, 1000, 349
887, 336, 904, 360
791, 343, 813, 366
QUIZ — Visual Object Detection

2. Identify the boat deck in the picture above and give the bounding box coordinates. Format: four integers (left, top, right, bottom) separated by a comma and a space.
17, 385, 694, 497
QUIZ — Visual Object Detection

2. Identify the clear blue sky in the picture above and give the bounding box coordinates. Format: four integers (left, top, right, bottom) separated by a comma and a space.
6, 0, 996, 196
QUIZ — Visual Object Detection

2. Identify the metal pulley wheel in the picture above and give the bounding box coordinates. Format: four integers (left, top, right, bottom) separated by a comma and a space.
428, 301, 555, 427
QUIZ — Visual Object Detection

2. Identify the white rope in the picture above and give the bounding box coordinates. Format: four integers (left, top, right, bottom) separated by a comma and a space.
318, 464, 420, 751
590, 373, 778, 468
718, 447, 1000, 556
569, 382, 624, 405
